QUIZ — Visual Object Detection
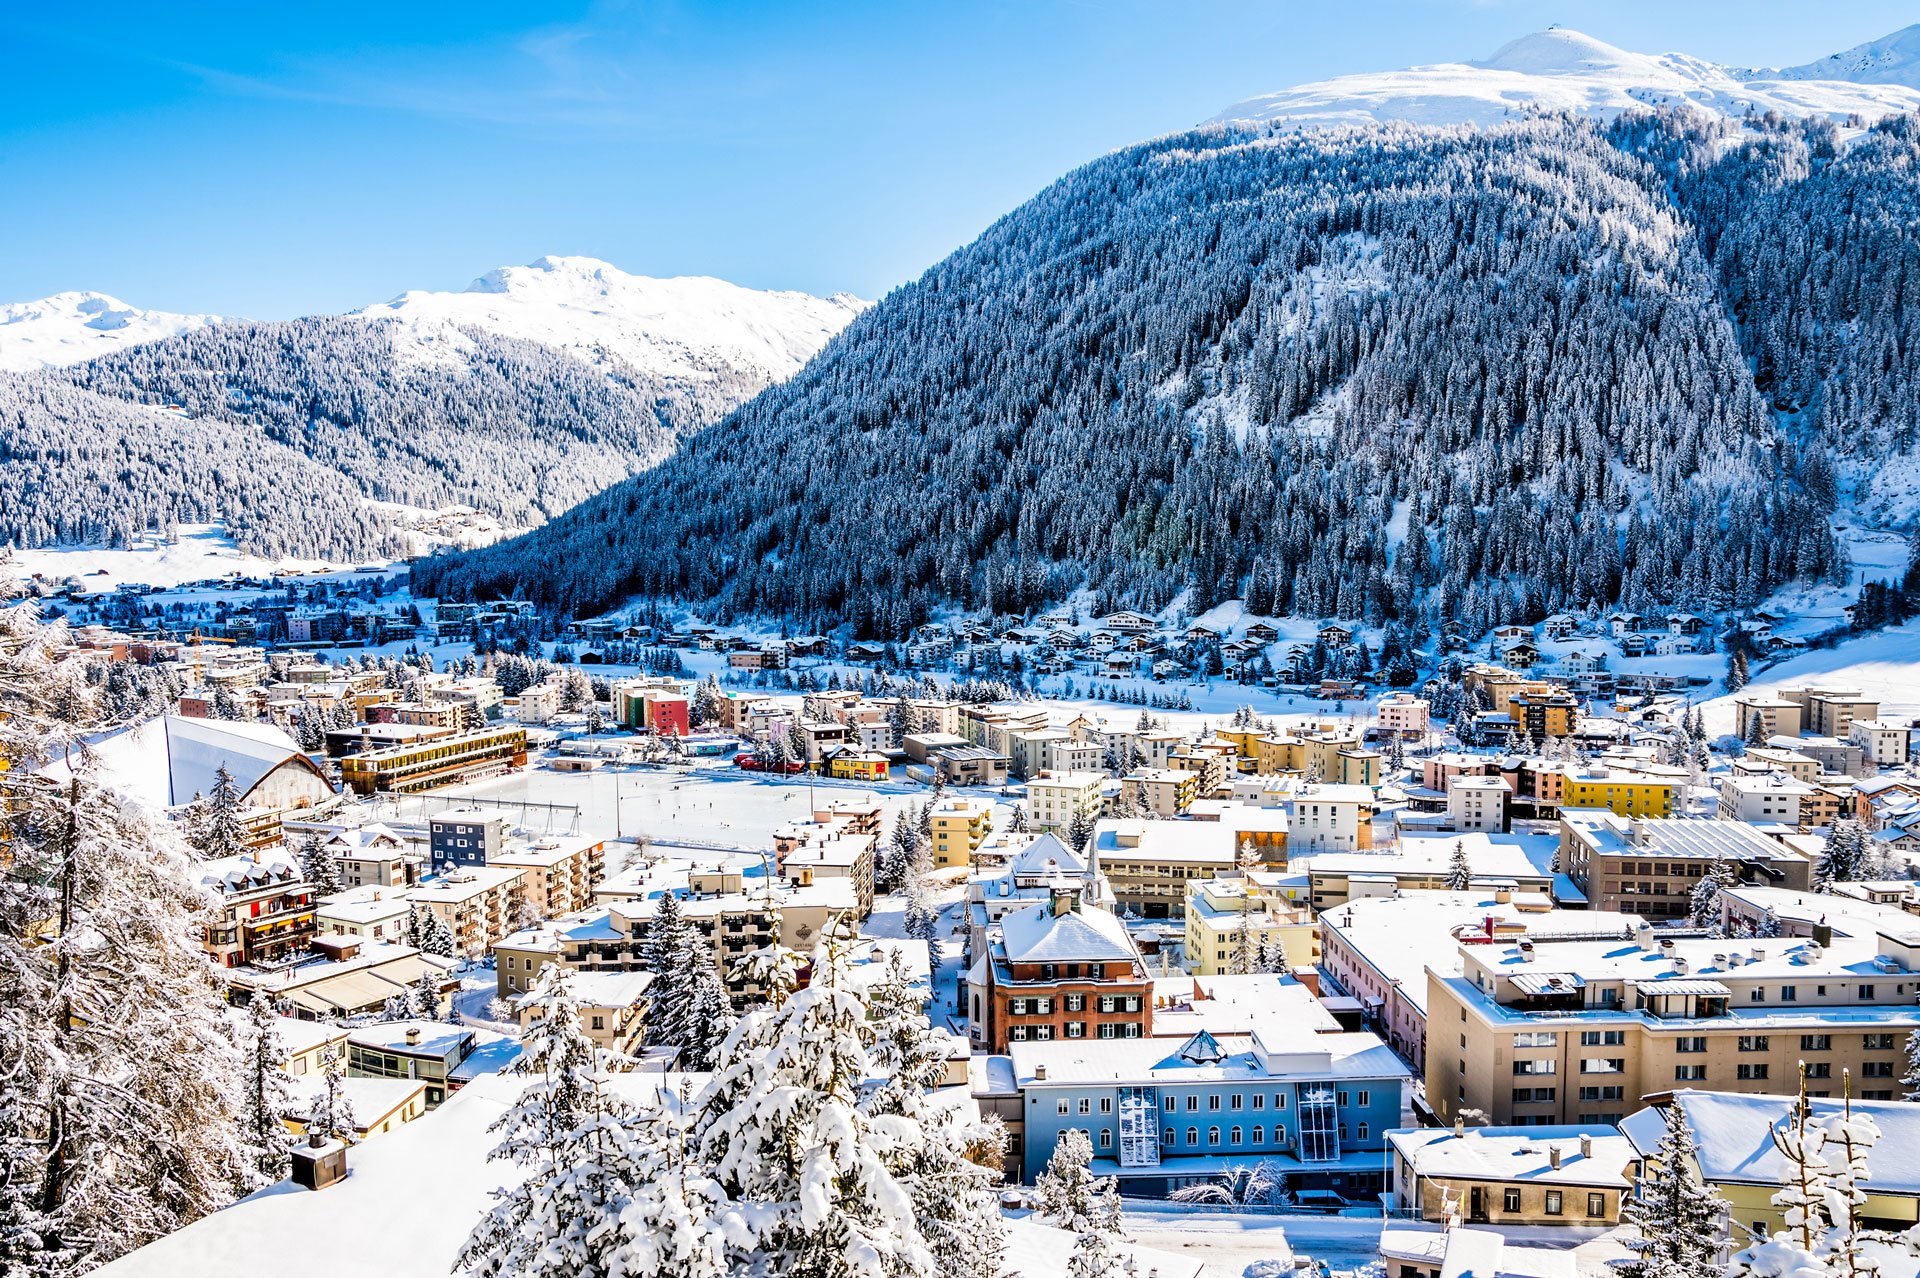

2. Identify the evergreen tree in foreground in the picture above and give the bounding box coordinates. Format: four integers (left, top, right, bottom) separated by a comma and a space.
643, 889, 697, 1050
677, 947, 737, 1072
194, 763, 251, 860
241, 997, 297, 1189
1446, 841, 1472, 892
298, 831, 341, 898
1619, 1103, 1724, 1278
1035, 1127, 1105, 1232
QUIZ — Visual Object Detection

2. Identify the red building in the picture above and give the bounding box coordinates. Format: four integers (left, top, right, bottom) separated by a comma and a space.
644, 692, 690, 738
966, 885, 1152, 1053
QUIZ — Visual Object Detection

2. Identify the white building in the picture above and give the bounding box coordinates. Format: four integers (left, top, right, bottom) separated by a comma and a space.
1026, 770, 1108, 833
1448, 776, 1511, 834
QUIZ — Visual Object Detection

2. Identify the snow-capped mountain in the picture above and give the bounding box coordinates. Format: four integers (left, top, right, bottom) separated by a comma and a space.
0, 292, 221, 373
1211, 27, 1920, 131
1771, 24, 1920, 88
356, 255, 868, 382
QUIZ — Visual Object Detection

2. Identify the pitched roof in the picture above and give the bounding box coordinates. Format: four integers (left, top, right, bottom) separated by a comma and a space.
997, 900, 1138, 965
50, 714, 331, 809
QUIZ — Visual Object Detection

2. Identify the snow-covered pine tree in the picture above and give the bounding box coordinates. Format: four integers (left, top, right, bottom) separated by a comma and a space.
643, 889, 697, 1049
1690, 856, 1739, 930
1230, 908, 1257, 977
902, 831, 941, 945
1823, 820, 1869, 886
457, 962, 654, 1278
1745, 713, 1768, 749
241, 996, 297, 1189
0, 603, 252, 1275
1619, 1103, 1725, 1278
1446, 841, 1472, 892
862, 949, 1007, 1278
694, 933, 946, 1276
297, 831, 341, 898
1257, 930, 1293, 976
194, 762, 251, 860
418, 908, 457, 958
1035, 1127, 1105, 1231
414, 967, 443, 1020
309, 1042, 356, 1145
1065, 1180, 1130, 1278
1903, 1029, 1920, 1101
677, 947, 737, 1072
606, 1091, 728, 1278
1064, 805, 1097, 854
1726, 1081, 1832, 1278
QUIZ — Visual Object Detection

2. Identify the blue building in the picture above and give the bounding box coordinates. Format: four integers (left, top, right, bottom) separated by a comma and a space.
1010, 1020, 1410, 1201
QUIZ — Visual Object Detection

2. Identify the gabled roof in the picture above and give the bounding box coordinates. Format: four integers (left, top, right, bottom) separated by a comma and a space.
50, 714, 331, 810
1007, 833, 1084, 878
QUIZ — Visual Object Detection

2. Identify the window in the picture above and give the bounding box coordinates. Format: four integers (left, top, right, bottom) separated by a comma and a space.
1337, 1091, 1349, 1107
1503, 1188, 1522, 1212
1207, 1127, 1221, 1147
1675, 1036, 1707, 1053
1356, 1123, 1369, 1140
1065, 995, 1085, 1012
1801, 1034, 1831, 1051
1057, 1099, 1070, 1115
1252, 1094, 1265, 1111
1865, 1034, 1896, 1051
1514, 1032, 1559, 1047
1208, 1096, 1221, 1112
1859, 985, 1876, 1000
1297, 1087, 1340, 1163
1675, 1065, 1706, 1081
1099, 1097, 1113, 1114
1513, 1060, 1557, 1076
1078, 1099, 1092, 1115
1187, 1128, 1198, 1146
1512, 1088, 1557, 1104
1738, 1036, 1770, 1052
1588, 1193, 1606, 1218
1781, 986, 1797, 1003
1581, 1059, 1625, 1075
1545, 1191, 1563, 1216
1099, 1130, 1112, 1149
1275, 1092, 1287, 1109
1805, 1063, 1832, 1079
1738, 1063, 1770, 1081
1065, 1022, 1085, 1039
1750, 988, 1767, 1004
1161, 1095, 1175, 1112
1580, 1030, 1625, 1046
1252, 1126, 1264, 1145
1230, 1093, 1243, 1110
1186, 1096, 1198, 1112
1230, 1126, 1243, 1144
1164, 1127, 1175, 1146
1862, 1062, 1895, 1078
1579, 1086, 1624, 1103
1357, 1090, 1370, 1106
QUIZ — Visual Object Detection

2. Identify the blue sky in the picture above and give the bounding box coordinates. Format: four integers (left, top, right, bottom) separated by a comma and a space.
2, 1, 1913, 317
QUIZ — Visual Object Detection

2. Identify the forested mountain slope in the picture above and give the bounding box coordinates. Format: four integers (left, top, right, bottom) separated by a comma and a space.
1, 259, 863, 562
418, 111, 1890, 636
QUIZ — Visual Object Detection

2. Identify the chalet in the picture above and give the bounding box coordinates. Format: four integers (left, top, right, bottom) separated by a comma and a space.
1317, 623, 1354, 646
1222, 638, 1260, 661
846, 642, 889, 663
1102, 610, 1156, 634
1666, 612, 1709, 636
784, 636, 830, 657
1607, 612, 1641, 638
1559, 650, 1607, 675
1541, 614, 1578, 641
1002, 626, 1049, 646
1491, 625, 1531, 644
1767, 634, 1807, 652
1318, 678, 1363, 701
1088, 631, 1120, 652
1653, 635, 1698, 657
1184, 622, 1221, 643
1500, 643, 1540, 669
1244, 622, 1280, 643
1102, 654, 1138, 679
1619, 634, 1650, 657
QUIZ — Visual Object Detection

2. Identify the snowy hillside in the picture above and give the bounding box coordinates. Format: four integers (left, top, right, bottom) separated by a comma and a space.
1771, 24, 1920, 88
1211, 28, 1920, 130
357, 255, 868, 381
0, 291, 221, 373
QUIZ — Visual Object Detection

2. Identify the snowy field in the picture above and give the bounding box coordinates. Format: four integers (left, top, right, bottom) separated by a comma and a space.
1700, 622, 1920, 737
379, 758, 932, 848
5, 523, 351, 591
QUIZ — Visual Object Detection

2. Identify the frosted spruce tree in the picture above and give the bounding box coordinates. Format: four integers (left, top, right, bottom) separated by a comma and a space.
643, 889, 696, 1050
194, 763, 251, 860
1035, 1128, 1105, 1231
1690, 856, 1740, 930
1065, 1182, 1131, 1278
1446, 841, 1473, 892
297, 831, 341, 898
241, 996, 297, 1189
863, 949, 1007, 1278
694, 933, 975, 1277
457, 962, 652, 1278
0, 603, 251, 1277
1618, 1104, 1724, 1278
677, 947, 737, 1072
309, 1042, 357, 1145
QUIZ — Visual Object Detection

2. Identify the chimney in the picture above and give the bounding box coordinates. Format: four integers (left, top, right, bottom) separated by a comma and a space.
1454, 1117, 1465, 1138
1549, 1146, 1563, 1171
405, 1026, 422, 1046
1580, 1134, 1593, 1159
1035, 1063, 1048, 1081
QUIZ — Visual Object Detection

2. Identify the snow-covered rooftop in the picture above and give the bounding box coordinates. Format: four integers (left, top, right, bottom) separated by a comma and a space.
1620, 1090, 1920, 1194
997, 900, 1139, 965
1387, 1124, 1636, 1188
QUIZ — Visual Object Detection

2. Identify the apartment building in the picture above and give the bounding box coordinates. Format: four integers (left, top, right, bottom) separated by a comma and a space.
515, 969, 653, 1058
1783, 686, 1880, 739
1296, 833, 1558, 912
1317, 889, 1638, 1072
1120, 768, 1200, 818
491, 835, 605, 919
1425, 923, 1920, 1127
1088, 819, 1241, 919
1377, 694, 1431, 738
340, 725, 529, 795
407, 865, 529, 958
197, 848, 316, 968
1557, 764, 1678, 819
965, 888, 1152, 1052
1716, 774, 1843, 832
1735, 694, 1805, 741
314, 885, 412, 944
1508, 690, 1579, 739
1285, 782, 1378, 853
1026, 770, 1107, 835
930, 796, 995, 869
1851, 719, 1916, 767
1388, 1126, 1635, 1226
1559, 809, 1815, 917
430, 809, 508, 869
1181, 877, 1318, 975
1448, 777, 1511, 834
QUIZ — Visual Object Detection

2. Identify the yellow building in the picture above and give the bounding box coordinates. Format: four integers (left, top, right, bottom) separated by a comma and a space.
1181, 875, 1319, 975
824, 750, 890, 782
341, 725, 528, 795
1120, 768, 1199, 817
1559, 766, 1677, 818
1388, 1125, 1637, 1225
1622, 1091, 1920, 1240
930, 796, 995, 869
